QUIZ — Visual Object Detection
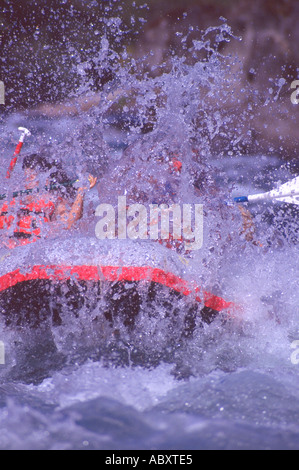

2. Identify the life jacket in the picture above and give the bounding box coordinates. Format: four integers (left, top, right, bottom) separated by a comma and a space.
0, 198, 55, 241
169, 156, 182, 175
0, 200, 16, 231
14, 199, 55, 239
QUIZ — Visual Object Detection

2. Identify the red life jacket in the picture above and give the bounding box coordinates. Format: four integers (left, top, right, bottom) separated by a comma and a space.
0, 200, 16, 230
169, 156, 182, 174
14, 199, 55, 239
0, 198, 55, 241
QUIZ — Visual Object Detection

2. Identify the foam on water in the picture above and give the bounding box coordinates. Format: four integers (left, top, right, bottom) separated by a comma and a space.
0, 11, 298, 449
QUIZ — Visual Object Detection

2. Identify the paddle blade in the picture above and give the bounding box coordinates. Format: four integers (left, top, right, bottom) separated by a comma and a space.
246, 176, 299, 205
274, 195, 299, 206
271, 176, 299, 197
266, 176, 299, 205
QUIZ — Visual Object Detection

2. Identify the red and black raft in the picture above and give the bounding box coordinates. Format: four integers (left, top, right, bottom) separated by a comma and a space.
0, 237, 237, 336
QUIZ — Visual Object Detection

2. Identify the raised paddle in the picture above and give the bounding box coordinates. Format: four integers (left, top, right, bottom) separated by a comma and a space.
6, 127, 31, 179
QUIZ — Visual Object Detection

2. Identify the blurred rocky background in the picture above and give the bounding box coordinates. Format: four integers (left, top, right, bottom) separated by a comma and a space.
0, 0, 298, 163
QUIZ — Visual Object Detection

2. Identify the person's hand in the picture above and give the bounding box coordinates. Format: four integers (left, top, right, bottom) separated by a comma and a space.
88, 174, 97, 190
78, 174, 98, 192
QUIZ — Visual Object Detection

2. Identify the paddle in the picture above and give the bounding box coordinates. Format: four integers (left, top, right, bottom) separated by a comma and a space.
234, 176, 299, 206
6, 127, 31, 179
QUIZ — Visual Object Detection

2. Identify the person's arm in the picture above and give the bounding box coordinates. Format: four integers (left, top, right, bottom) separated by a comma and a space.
66, 175, 97, 230
238, 204, 262, 247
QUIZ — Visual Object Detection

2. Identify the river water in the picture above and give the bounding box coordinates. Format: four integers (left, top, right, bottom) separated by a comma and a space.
0, 17, 298, 451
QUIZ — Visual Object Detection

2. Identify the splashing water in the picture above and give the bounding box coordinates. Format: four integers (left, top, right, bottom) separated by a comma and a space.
0, 7, 298, 450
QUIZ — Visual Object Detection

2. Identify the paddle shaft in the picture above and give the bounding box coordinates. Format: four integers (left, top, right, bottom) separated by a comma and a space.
234, 176, 299, 206
234, 192, 299, 204
6, 141, 24, 179
6, 128, 31, 179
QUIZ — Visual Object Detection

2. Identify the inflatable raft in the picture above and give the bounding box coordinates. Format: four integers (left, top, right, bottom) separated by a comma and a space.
0, 236, 236, 336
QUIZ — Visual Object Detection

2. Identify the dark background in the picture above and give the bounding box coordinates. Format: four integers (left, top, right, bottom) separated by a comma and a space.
0, 0, 298, 160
